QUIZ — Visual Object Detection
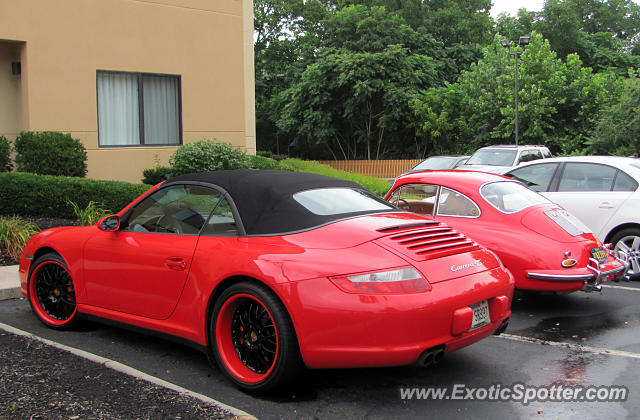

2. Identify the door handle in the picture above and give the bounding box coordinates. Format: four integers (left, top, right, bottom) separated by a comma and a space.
599, 202, 615, 209
165, 257, 187, 271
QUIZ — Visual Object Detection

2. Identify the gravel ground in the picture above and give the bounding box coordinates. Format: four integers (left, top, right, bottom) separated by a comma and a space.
0, 331, 236, 420
0, 217, 78, 266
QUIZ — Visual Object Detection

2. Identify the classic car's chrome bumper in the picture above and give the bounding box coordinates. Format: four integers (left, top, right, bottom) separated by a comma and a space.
526, 248, 630, 293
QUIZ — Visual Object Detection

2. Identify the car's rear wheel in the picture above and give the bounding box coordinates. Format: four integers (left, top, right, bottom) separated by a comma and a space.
27, 253, 80, 329
612, 228, 640, 280
210, 282, 302, 392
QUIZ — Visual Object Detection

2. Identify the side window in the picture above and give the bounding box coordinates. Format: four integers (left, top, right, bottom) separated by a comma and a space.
125, 185, 221, 234
518, 150, 543, 164
387, 183, 438, 216
508, 163, 558, 192
613, 170, 639, 191
558, 163, 616, 192
436, 187, 480, 218
202, 196, 240, 236
542, 149, 552, 158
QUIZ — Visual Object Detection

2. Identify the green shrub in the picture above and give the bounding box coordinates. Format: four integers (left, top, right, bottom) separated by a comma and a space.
142, 166, 173, 185
0, 135, 11, 172
14, 131, 87, 177
68, 200, 112, 226
256, 150, 288, 161
279, 158, 391, 196
0, 216, 39, 260
247, 154, 280, 170
0, 172, 149, 219
169, 140, 250, 176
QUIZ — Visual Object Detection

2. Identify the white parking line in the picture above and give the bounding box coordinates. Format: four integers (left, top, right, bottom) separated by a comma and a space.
0, 322, 255, 420
602, 284, 640, 292
496, 333, 640, 360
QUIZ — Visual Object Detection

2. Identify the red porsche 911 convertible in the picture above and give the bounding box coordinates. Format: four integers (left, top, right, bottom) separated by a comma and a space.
20, 170, 513, 392
386, 171, 629, 293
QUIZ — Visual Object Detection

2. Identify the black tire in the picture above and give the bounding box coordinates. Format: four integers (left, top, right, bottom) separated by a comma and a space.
27, 252, 81, 330
611, 228, 640, 280
210, 281, 303, 393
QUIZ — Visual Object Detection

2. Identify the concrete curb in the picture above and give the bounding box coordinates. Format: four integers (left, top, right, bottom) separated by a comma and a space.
0, 265, 21, 300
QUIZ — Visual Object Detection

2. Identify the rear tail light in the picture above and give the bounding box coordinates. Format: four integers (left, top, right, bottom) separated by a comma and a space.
330, 267, 430, 294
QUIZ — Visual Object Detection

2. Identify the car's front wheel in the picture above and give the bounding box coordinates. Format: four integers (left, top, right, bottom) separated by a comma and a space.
27, 253, 80, 329
210, 282, 302, 392
612, 228, 640, 280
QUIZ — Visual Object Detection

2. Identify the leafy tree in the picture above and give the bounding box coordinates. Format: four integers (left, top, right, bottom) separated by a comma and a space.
411, 33, 615, 155
278, 47, 438, 160
588, 72, 640, 155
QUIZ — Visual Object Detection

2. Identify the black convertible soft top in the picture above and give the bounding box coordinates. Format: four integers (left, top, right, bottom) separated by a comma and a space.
164, 170, 394, 235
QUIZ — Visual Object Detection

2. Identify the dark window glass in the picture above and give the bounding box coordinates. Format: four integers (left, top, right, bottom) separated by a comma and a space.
201, 197, 240, 236
508, 163, 559, 192
125, 185, 220, 234
613, 170, 638, 191
558, 163, 616, 192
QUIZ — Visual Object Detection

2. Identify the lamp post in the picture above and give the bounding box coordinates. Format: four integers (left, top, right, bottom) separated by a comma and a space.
501, 35, 530, 146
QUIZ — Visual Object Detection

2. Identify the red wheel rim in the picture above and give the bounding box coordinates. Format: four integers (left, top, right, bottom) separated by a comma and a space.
29, 261, 77, 326
216, 293, 279, 383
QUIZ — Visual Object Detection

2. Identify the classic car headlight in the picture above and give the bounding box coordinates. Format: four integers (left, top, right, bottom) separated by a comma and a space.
330, 267, 430, 293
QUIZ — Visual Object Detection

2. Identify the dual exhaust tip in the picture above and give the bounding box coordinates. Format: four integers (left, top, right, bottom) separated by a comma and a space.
416, 345, 445, 367
416, 318, 511, 367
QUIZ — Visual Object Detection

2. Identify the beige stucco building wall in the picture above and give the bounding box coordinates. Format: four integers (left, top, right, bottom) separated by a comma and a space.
0, 0, 255, 182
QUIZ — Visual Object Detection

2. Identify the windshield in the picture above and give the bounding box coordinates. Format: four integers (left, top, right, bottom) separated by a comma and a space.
413, 157, 456, 171
293, 188, 395, 216
480, 181, 550, 213
467, 149, 517, 166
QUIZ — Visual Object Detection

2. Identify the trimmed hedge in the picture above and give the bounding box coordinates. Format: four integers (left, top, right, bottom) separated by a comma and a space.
169, 140, 250, 175
0, 172, 149, 219
142, 166, 173, 185
279, 158, 392, 196
14, 131, 87, 177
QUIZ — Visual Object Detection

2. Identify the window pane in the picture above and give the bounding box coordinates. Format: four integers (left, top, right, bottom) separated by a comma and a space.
437, 187, 480, 217
126, 185, 219, 234
508, 163, 558, 192
613, 170, 638, 191
97, 72, 140, 146
480, 181, 549, 213
202, 197, 239, 236
293, 188, 394, 215
558, 163, 616, 192
388, 183, 438, 215
466, 149, 517, 166
143, 75, 180, 145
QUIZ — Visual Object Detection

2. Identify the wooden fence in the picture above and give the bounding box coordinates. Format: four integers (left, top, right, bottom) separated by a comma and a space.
317, 159, 422, 178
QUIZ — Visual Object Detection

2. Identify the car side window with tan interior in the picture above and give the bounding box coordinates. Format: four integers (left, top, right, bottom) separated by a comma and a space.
126, 185, 221, 234
436, 187, 480, 218
388, 184, 438, 216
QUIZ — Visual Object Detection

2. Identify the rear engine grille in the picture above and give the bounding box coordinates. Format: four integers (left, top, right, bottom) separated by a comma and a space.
377, 222, 480, 260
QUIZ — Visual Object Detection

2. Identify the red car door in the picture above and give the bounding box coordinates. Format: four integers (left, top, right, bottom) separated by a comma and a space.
82, 183, 222, 319
82, 231, 197, 319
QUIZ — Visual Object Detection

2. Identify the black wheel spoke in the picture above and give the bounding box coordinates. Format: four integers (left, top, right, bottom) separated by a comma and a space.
230, 298, 277, 374
33, 263, 76, 321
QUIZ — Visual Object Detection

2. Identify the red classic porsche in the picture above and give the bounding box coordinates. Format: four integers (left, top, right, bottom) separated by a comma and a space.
386, 171, 629, 293
20, 170, 513, 392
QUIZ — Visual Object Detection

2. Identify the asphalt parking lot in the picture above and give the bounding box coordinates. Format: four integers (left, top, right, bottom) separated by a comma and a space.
2, 281, 640, 419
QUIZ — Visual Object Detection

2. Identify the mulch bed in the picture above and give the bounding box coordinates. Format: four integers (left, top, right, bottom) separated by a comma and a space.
0, 216, 79, 266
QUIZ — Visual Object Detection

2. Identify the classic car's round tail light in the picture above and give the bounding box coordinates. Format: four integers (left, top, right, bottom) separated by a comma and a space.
330, 267, 431, 293
561, 258, 578, 268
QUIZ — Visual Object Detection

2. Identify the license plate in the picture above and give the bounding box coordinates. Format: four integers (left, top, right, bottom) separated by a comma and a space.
590, 246, 608, 263
470, 300, 491, 330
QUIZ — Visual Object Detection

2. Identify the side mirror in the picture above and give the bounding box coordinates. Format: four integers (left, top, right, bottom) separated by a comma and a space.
98, 215, 120, 232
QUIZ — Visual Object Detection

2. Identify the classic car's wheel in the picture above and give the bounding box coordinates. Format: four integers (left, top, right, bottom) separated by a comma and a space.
27, 253, 80, 329
612, 228, 640, 280
210, 282, 302, 392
